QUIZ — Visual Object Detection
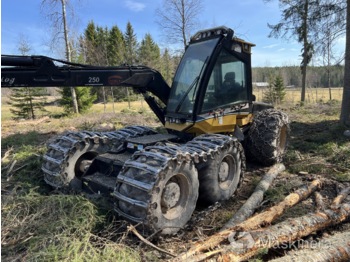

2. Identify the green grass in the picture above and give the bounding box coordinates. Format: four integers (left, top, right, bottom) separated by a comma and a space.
282, 100, 350, 180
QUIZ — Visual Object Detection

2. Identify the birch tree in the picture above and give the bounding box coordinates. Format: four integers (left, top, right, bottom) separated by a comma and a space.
156, 0, 203, 50
41, 0, 79, 114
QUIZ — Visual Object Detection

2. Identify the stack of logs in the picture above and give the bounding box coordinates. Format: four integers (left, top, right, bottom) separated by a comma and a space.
131, 164, 350, 261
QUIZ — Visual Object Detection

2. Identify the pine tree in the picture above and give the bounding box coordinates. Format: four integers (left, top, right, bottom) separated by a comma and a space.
124, 22, 138, 65
9, 87, 48, 119
161, 48, 174, 85
59, 86, 97, 114
124, 22, 138, 108
263, 78, 276, 105
268, 0, 319, 104
263, 75, 286, 105
273, 75, 286, 104
139, 33, 160, 69
108, 25, 125, 66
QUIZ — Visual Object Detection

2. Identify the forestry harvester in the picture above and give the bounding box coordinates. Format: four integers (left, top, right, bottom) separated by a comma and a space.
1, 26, 289, 234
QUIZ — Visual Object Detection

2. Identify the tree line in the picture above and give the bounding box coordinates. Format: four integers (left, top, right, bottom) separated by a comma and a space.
252, 65, 344, 88
61, 21, 181, 113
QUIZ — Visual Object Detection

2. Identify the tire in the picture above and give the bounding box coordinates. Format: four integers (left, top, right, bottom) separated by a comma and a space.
149, 161, 199, 234
114, 149, 199, 235
245, 109, 289, 166
198, 139, 245, 205
42, 131, 110, 189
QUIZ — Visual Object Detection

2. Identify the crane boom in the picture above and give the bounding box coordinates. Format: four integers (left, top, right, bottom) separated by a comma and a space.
1, 55, 170, 124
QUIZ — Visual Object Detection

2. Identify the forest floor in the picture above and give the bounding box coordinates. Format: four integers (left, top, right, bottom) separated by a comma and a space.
1, 99, 349, 261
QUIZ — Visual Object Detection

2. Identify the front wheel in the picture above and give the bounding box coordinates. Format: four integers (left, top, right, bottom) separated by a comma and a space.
245, 109, 290, 166
198, 138, 245, 205
114, 149, 199, 235
149, 161, 199, 234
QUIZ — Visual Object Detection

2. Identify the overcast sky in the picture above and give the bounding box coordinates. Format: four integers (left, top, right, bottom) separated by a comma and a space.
1, 0, 346, 67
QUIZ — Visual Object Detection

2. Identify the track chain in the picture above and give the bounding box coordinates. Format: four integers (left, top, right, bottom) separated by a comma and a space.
113, 134, 245, 233
42, 126, 156, 188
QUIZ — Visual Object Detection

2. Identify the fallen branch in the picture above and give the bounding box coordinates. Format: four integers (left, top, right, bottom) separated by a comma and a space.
331, 187, 350, 209
1, 147, 13, 162
222, 203, 350, 262
314, 191, 326, 211
222, 163, 285, 230
172, 179, 322, 261
269, 231, 350, 262
6, 160, 17, 178
127, 225, 176, 258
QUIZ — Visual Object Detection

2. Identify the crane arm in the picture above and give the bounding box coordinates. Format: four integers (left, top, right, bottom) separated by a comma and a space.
1, 55, 171, 105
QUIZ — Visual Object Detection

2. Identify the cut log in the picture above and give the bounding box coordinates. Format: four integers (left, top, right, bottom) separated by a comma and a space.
269, 231, 350, 262
172, 180, 326, 262
235, 179, 322, 231
331, 187, 350, 209
222, 163, 285, 230
222, 203, 350, 262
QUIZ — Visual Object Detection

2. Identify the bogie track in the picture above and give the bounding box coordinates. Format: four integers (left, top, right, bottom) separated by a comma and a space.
113, 134, 245, 234
42, 126, 156, 189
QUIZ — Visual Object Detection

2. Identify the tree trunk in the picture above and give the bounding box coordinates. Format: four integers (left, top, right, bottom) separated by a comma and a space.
235, 179, 322, 231
111, 87, 115, 113
222, 204, 350, 262
269, 231, 350, 262
102, 86, 106, 113
300, 0, 309, 104
221, 164, 285, 230
126, 87, 131, 109
340, 0, 350, 126
61, 0, 79, 114
181, 0, 187, 49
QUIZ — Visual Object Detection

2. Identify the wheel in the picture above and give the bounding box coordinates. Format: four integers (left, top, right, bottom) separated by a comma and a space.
245, 109, 289, 166
42, 126, 156, 189
198, 139, 245, 204
114, 149, 199, 235
149, 161, 199, 234
42, 131, 110, 189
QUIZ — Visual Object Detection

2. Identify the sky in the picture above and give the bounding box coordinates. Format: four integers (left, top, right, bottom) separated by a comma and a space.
1, 0, 346, 67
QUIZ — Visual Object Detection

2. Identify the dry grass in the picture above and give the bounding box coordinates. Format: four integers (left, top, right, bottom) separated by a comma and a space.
254, 87, 343, 104
1, 190, 140, 261
1, 91, 349, 262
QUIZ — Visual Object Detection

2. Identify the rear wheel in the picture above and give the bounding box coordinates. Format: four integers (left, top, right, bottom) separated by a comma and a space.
245, 109, 289, 166
42, 126, 156, 189
198, 139, 244, 204
42, 131, 110, 189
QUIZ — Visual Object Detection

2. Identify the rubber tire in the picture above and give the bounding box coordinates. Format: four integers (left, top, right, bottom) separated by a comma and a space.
245, 108, 289, 166
117, 159, 199, 235
43, 134, 110, 189
150, 161, 199, 235
198, 141, 244, 205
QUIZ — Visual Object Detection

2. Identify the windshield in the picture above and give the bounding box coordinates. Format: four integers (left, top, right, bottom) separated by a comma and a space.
167, 38, 220, 114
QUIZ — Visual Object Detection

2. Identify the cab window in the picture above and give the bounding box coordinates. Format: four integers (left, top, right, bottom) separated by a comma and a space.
201, 49, 247, 113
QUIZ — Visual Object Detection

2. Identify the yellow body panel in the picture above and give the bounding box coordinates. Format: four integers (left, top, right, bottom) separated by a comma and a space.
165, 113, 253, 135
